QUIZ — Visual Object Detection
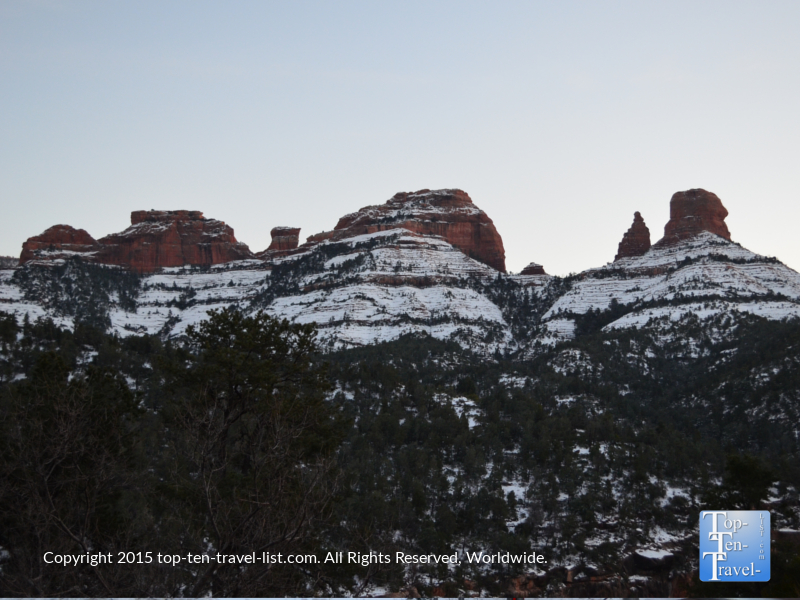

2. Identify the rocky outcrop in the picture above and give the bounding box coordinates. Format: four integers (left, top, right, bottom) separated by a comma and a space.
520, 262, 547, 275
95, 210, 252, 272
20, 212, 252, 272
614, 212, 651, 261
303, 189, 506, 271
267, 227, 300, 252
654, 189, 731, 247
19, 225, 101, 264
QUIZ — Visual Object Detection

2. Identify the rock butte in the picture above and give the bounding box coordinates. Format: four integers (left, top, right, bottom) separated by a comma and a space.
520, 262, 547, 275
303, 189, 507, 272
19, 224, 101, 264
654, 188, 731, 247
19, 211, 252, 273
94, 211, 252, 272
615, 212, 651, 261
258, 226, 301, 258
17, 189, 507, 272
16, 187, 736, 274
267, 227, 301, 252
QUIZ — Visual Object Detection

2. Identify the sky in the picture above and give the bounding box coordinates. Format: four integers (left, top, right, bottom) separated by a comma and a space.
1, 0, 799, 275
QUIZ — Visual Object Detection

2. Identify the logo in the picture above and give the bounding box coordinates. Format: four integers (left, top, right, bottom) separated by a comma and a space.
699, 511, 769, 582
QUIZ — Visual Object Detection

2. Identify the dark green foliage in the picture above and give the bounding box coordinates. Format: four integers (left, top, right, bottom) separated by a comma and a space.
1, 303, 800, 596
154, 308, 345, 596
0, 353, 148, 596
574, 298, 631, 335
0, 310, 18, 347
703, 454, 776, 510
12, 259, 140, 329
0, 309, 345, 597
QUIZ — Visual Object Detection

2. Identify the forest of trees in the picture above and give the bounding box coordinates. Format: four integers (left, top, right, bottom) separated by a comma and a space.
1, 308, 799, 597
0, 256, 18, 269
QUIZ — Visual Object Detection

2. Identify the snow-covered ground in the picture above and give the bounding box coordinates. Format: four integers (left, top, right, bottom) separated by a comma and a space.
539, 232, 800, 342
2, 230, 799, 353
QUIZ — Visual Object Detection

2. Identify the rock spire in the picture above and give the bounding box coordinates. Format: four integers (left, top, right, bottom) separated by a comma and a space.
614, 212, 651, 261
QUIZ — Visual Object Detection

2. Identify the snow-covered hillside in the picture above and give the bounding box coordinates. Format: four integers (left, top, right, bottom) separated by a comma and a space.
2, 229, 800, 354
539, 232, 800, 342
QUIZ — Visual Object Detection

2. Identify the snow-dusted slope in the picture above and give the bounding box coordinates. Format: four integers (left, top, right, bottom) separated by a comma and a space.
2, 230, 799, 354
258, 229, 513, 352
0, 229, 517, 353
0, 268, 75, 330
540, 232, 800, 342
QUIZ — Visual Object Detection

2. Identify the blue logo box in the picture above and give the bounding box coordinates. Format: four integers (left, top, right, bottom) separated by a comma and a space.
699, 510, 770, 582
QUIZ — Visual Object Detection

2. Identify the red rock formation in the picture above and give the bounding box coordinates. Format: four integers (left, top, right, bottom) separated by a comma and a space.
654, 189, 731, 247
19, 225, 101, 264
520, 262, 547, 275
304, 189, 507, 271
95, 210, 252, 272
614, 212, 651, 261
304, 230, 336, 245
267, 227, 301, 252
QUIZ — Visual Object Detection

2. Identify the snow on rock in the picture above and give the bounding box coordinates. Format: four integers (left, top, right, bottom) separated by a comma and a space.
3, 204, 800, 355
539, 232, 800, 342
605, 300, 800, 332
266, 283, 510, 353
19, 225, 100, 264
303, 189, 507, 272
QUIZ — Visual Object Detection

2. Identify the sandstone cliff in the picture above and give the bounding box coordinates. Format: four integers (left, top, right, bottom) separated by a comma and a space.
654, 189, 731, 247
95, 210, 252, 272
19, 211, 252, 272
19, 225, 101, 264
257, 226, 301, 258
267, 227, 301, 252
302, 189, 506, 272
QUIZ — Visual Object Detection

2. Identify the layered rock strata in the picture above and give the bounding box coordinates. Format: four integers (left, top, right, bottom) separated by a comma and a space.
267, 227, 301, 252
520, 262, 547, 275
19, 211, 252, 272
19, 225, 101, 264
95, 211, 252, 272
302, 189, 506, 272
654, 189, 731, 246
614, 212, 651, 261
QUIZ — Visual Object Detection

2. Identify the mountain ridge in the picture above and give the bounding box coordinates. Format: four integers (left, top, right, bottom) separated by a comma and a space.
3, 187, 799, 355
3, 187, 800, 596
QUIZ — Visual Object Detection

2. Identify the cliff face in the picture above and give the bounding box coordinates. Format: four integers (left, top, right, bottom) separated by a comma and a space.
305, 189, 506, 272
654, 189, 731, 247
615, 212, 651, 261
95, 211, 252, 272
19, 211, 252, 272
9, 186, 800, 356
16, 187, 740, 277
19, 225, 101, 264
267, 227, 301, 252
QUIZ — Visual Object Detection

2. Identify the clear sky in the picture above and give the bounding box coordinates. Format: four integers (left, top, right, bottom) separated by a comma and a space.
1, 0, 799, 275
